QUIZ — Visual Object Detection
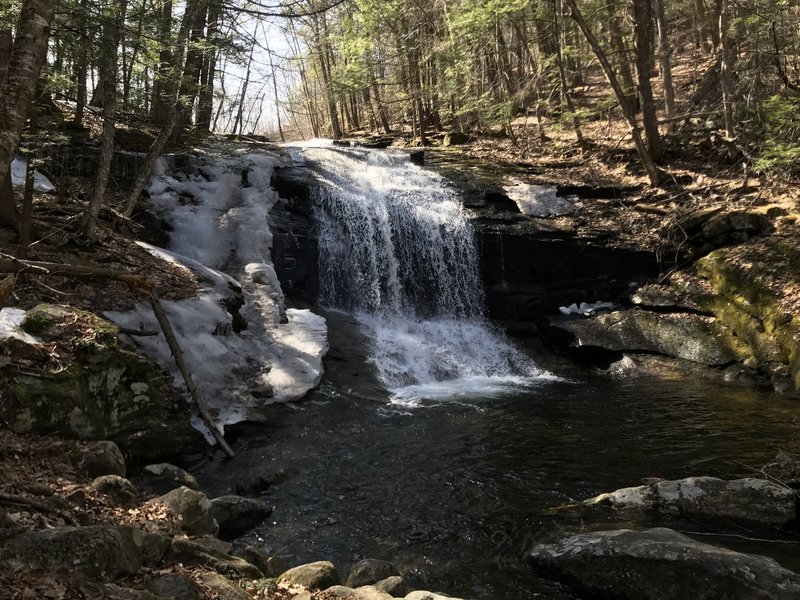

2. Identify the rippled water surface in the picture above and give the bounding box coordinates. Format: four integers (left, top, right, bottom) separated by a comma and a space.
195, 375, 800, 599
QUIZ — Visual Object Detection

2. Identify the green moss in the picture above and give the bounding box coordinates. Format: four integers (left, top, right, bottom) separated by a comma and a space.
693, 250, 800, 389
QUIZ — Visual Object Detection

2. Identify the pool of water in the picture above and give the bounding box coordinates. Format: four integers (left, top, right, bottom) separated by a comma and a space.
193, 371, 800, 599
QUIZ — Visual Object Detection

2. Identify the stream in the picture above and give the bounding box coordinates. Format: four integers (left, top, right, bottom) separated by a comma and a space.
193, 143, 800, 599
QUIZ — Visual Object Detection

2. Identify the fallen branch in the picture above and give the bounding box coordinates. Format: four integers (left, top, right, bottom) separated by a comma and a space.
0, 255, 234, 459
0, 493, 79, 526
147, 289, 235, 459
0, 254, 148, 289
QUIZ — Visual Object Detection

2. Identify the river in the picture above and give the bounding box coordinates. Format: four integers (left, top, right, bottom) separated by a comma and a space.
194, 143, 800, 599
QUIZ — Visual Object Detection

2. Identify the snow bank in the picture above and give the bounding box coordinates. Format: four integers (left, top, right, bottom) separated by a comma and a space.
107, 148, 328, 427
0, 307, 40, 345
11, 155, 56, 193
504, 180, 580, 217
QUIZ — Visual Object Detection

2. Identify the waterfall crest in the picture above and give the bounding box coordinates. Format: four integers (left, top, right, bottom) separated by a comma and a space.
296, 143, 546, 404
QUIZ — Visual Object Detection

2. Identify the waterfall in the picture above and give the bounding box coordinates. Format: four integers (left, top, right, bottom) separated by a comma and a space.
295, 142, 545, 404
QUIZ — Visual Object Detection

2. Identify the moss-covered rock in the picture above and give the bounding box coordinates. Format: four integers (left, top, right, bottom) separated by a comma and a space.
693, 251, 800, 390
1, 304, 178, 439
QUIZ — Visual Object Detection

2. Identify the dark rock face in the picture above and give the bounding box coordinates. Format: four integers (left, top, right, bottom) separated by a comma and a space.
529, 527, 800, 600
477, 229, 659, 321
269, 165, 319, 301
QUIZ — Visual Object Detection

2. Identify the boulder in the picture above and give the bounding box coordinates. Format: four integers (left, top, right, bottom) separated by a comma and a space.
346, 559, 399, 588
2, 304, 175, 439
121, 424, 209, 466
165, 537, 261, 579
354, 586, 395, 600
148, 573, 202, 600
278, 560, 341, 590
761, 450, 800, 488
310, 585, 393, 600
80, 440, 127, 477
142, 532, 171, 567
140, 463, 200, 494
151, 486, 218, 536
373, 576, 412, 597
0, 525, 142, 580
232, 544, 287, 577
210, 495, 273, 539
91, 475, 138, 504
584, 476, 797, 526
529, 527, 800, 599
195, 573, 252, 600
404, 592, 465, 600
549, 309, 737, 366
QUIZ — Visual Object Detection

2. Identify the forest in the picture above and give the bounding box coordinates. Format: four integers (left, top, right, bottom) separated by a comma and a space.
2, 1, 800, 599
1, 0, 800, 226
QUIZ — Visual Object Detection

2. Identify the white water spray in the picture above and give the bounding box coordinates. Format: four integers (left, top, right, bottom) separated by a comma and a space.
295, 142, 546, 405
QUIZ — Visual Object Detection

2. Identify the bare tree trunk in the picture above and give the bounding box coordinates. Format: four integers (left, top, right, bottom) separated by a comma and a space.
652, 0, 675, 125
0, 29, 18, 229
564, 0, 660, 185
264, 40, 284, 142
607, 2, 637, 113
633, 0, 662, 161
83, 0, 124, 239
73, 0, 89, 125
0, 0, 55, 230
232, 31, 255, 136
196, 0, 220, 132
151, 0, 173, 125
554, 0, 587, 150
718, 0, 736, 153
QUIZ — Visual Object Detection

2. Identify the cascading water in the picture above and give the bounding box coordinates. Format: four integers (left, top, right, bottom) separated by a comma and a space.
294, 142, 546, 404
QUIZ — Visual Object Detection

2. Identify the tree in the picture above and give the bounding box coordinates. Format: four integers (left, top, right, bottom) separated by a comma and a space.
0, 0, 56, 230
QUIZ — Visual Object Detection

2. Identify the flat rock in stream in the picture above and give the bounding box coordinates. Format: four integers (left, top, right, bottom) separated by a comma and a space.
529, 527, 800, 599
548, 309, 737, 366
583, 476, 797, 526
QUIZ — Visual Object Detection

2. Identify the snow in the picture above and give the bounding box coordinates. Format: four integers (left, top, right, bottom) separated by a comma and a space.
10, 155, 56, 193
0, 307, 40, 345
106, 148, 328, 428
504, 180, 580, 217
559, 301, 614, 316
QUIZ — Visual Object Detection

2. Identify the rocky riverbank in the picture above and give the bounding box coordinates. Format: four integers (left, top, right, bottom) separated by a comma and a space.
0, 429, 468, 600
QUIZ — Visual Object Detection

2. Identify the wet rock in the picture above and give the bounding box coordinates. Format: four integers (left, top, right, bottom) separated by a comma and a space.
548, 309, 737, 366
528, 527, 800, 600
142, 532, 171, 567
278, 560, 341, 590
140, 463, 200, 494
121, 424, 209, 466
0, 525, 143, 580
211, 495, 273, 539
761, 450, 800, 488
373, 575, 412, 597
91, 475, 138, 504
80, 440, 126, 477
195, 573, 253, 600
584, 476, 796, 526
148, 573, 202, 600
346, 559, 398, 588
151, 486, 218, 536
409, 150, 424, 166
165, 537, 262, 579
232, 544, 287, 577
